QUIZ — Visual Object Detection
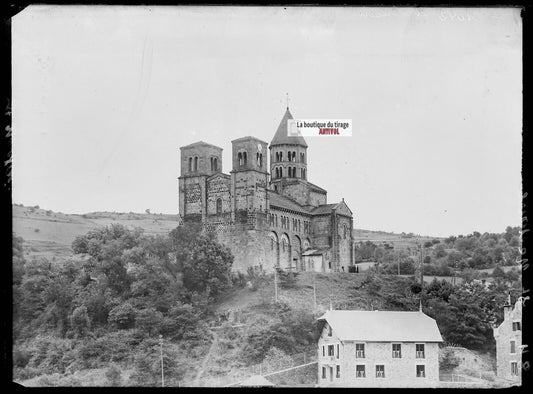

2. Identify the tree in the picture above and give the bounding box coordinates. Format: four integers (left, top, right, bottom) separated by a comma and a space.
439, 348, 460, 371
70, 306, 90, 337
182, 234, 233, 298
108, 303, 136, 329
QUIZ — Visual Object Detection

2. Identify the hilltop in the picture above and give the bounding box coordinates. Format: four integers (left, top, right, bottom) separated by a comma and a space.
12, 204, 441, 262
12, 204, 179, 261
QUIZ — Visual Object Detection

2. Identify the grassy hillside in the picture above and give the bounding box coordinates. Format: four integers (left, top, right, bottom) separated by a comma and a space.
12, 205, 179, 261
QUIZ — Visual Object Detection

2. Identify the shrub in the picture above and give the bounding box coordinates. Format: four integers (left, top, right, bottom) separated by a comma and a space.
108, 303, 136, 329
105, 364, 122, 386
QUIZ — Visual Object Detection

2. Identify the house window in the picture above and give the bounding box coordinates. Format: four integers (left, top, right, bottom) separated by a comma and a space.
376, 365, 385, 378
416, 365, 425, 378
416, 344, 425, 359
392, 344, 401, 358
356, 344, 365, 358
328, 345, 335, 356
216, 198, 222, 215
356, 365, 366, 378
513, 322, 521, 331
336, 365, 341, 378
322, 366, 326, 379
337, 344, 340, 359
511, 362, 519, 376
510, 340, 516, 354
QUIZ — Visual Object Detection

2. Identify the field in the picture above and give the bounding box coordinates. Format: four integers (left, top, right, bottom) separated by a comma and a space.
353, 228, 443, 251
12, 205, 179, 261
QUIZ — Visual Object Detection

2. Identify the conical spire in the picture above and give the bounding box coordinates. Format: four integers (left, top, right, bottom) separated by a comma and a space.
270, 108, 308, 147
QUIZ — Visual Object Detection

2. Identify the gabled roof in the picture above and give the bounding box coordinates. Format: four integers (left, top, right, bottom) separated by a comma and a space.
239, 375, 275, 387
318, 310, 443, 342
268, 190, 311, 215
270, 108, 308, 148
311, 200, 353, 217
311, 203, 338, 215
180, 141, 223, 151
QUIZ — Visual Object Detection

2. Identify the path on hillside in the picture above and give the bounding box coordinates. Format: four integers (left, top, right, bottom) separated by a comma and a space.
193, 329, 218, 386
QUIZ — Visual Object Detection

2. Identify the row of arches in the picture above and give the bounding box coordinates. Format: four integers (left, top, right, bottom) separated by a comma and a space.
269, 231, 311, 271
272, 167, 307, 180
273, 151, 306, 163
188, 156, 219, 172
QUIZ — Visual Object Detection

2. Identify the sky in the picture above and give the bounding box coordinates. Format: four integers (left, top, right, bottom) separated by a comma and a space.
12, 6, 522, 237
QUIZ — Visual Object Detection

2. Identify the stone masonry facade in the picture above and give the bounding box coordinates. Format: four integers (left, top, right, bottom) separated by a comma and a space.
317, 322, 440, 388
178, 108, 354, 273
494, 300, 522, 384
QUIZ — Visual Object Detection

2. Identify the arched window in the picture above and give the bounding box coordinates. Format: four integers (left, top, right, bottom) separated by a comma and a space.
288, 167, 292, 177
259, 153, 263, 167
216, 198, 222, 214
280, 152, 283, 161
292, 151, 296, 161
287, 151, 291, 161
293, 167, 296, 178
188, 157, 192, 172
194, 157, 198, 172
343, 224, 347, 239
238, 152, 243, 166
280, 167, 283, 177
214, 158, 218, 171
210, 157, 213, 171
276, 152, 279, 162
243, 152, 247, 165
300, 152, 304, 163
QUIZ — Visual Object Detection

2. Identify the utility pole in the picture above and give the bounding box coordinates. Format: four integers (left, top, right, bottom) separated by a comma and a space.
397, 251, 400, 276
274, 268, 278, 303
313, 270, 317, 310
159, 335, 165, 387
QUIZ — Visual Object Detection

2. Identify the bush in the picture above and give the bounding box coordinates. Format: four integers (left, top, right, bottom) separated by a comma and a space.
108, 303, 136, 329
105, 364, 122, 386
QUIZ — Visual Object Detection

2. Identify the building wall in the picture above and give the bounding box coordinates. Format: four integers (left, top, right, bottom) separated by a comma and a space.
494, 302, 522, 382
336, 215, 352, 270
309, 190, 327, 207
317, 325, 439, 387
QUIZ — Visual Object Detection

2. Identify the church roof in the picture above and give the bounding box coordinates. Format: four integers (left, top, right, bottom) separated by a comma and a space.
318, 310, 443, 343
180, 141, 222, 151
268, 190, 311, 215
307, 181, 327, 194
311, 203, 338, 215
270, 108, 308, 148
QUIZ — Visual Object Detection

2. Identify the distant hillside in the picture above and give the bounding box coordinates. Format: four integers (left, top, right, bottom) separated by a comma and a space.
12, 204, 179, 261
13, 204, 445, 262
353, 228, 443, 251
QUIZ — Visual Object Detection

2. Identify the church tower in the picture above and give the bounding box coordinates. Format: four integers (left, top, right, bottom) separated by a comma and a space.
230, 136, 269, 225
269, 107, 308, 191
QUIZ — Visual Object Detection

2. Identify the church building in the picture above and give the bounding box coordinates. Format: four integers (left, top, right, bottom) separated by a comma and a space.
178, 107, 354, 273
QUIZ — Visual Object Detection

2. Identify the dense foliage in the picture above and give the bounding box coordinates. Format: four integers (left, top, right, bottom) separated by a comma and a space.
355, 226, 522, 277
13, 223, 232, 385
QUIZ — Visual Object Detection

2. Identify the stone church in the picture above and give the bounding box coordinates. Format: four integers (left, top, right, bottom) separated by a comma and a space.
178, 107, 354, 273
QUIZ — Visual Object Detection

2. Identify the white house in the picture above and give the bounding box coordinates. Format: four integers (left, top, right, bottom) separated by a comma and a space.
493, 298, 522, 385
317, 309, 443, 387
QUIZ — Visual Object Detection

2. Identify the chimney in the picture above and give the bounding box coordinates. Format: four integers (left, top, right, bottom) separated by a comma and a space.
503, 292, 513, 320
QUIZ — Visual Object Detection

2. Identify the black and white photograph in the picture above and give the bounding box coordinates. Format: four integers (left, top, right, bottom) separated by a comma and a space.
9, 5, 525, 388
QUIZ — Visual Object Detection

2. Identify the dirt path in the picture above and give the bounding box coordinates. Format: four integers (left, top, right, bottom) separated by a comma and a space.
193, 330, 218, 386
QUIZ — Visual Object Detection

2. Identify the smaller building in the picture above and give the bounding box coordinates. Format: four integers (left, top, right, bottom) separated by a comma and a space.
317, 309, 443, 387
493, 298, 522, 385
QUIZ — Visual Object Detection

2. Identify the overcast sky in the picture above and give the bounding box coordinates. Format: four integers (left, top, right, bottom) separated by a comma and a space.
12, 6, 522, 237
